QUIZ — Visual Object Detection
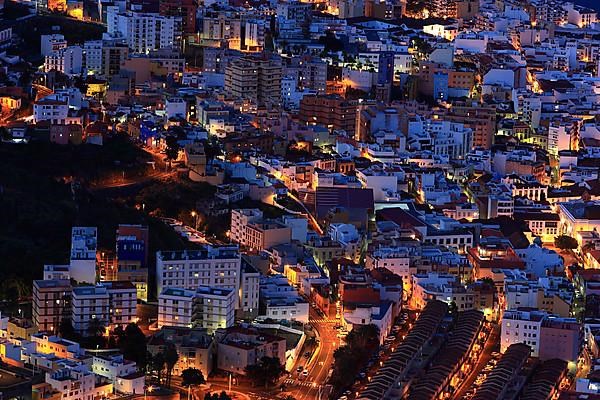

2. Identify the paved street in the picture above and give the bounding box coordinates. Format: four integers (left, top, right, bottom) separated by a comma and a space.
453, 324, 500, 400
284, 306, 339, 400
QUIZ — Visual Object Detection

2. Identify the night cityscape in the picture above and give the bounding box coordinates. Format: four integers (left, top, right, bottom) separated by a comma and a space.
0, 0, 599, 399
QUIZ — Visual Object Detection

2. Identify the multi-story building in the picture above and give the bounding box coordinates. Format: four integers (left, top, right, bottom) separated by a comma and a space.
441, 102, 496, 150
110, 11, 181, 54
216, 326, 287, 375
70, 227, 98, 285
193, 286, 235, 333
158, 288, 195, 328
501, 309, 545, 357
115, 224, 149, 301
230, 209, 263, 245
259, 275, 309, 323
224, 55, 282, 106
44, 46, 83, 76
240, 260, 260, 319
45, 364, 113, 400
501, 309, 581, 362
558, 201, 600, 242
299, 94, 357, 135
100, 281, 137, 330
101, 43, 130, 77
538, 318, 581, 363
365, 247, 412, 296
513, 211, 559, 243
92, 354, 144, 394
411, 273, 475, 311
244, 221, 292, 252
41, 34, 67, 57
71, 286, 110, 336
285, 55, 327, 93
148, 326, 216, 379
33, 97, 69, 125
159, 0, 197, 34
33, 280, 72, 334
230, 209, 292, 252
156, 245, 241, 304
157, 286, 235, 333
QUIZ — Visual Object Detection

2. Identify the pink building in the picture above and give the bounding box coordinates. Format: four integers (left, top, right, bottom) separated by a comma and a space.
539, 318, 582, 363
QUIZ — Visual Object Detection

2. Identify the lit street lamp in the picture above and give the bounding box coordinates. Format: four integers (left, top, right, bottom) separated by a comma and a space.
190, 211, 200, 230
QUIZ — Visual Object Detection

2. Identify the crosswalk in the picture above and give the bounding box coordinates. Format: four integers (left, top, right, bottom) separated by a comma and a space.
284, 379, 321, 388
309, 318, 338, 324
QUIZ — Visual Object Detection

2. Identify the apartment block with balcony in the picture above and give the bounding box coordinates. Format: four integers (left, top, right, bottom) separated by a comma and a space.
158, 288, 195, 328
71, 286, 110, 336
156, 245, 241, 304
193, 286, 235, 333
100, 281, 137, 330
33, 279, 72, 335
224, 55, 282, 107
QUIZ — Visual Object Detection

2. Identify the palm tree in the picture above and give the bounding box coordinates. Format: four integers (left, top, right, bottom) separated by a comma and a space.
164, 343, 179, 388
87, 318, 105, 338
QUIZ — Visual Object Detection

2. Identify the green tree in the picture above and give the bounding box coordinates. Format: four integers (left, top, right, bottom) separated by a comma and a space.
164, 135, 180, 161
330, 324, 380, 392
204, 393, 231, 400
181, 368, 205, 387
87, 318, 105, 338
152, 351, 165, 383
118, 323, 147, 369
245, 356, 286, 388
164, 343, 179, 388
555, 235, 579, 250
218, 392, 231, 400
59, 317, 76, 340
345, 324, 379, 352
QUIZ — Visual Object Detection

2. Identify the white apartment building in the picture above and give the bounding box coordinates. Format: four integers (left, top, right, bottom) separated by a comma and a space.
366, 247, 411, 295
241, 262, 260, 318
46, 363, 113, 400
558, 201, 600, 240
70, 227, 98, 285
100, 281, 137, 330
43, 265, 71, 281
71, 286, 110, 336
158, 288, 195, 328
92, 354, 144, 394
355, 167, 399, 202
41, 34, 67, 57
501, 309, 546, 357
83, 40, 103, 75
31, 334, 81, 359
230, 208, 263, 245
411, 273, 475, 311
343, 301, 394, 345
548, 119, 577, 157
328, 223, 362, 263
259, 275, 309, 323
112, 11, 180, 54
33, 97, 69, 125
156, 245, 241, 306
44, 46, 83, 76
193, 286, 235, 333
158, 286, 235, 333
